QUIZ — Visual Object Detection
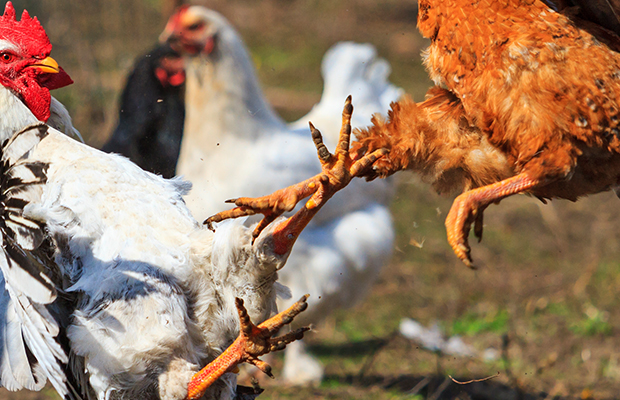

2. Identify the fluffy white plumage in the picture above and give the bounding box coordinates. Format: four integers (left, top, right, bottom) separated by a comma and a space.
169, 7, 402, 385
289, 41, 404, 140
0, 83, 301, 400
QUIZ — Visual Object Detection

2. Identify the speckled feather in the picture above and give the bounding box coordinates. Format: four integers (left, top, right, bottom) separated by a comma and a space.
356, 0, 620, 201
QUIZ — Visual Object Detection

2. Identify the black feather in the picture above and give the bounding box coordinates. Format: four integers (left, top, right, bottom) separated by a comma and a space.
102, 43, 185, 178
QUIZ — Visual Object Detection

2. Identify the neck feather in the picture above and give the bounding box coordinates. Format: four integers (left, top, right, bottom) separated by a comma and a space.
0, 86, 39, 142
183, 12, 284, 149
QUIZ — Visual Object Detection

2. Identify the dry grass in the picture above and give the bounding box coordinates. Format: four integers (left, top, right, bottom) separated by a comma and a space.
1, 1, 620, 399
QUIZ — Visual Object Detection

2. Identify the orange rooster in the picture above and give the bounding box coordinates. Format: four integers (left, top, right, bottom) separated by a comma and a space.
351, 0, 620, 267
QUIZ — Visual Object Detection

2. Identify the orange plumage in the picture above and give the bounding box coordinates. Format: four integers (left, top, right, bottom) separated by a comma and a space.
354, 0, 620, 267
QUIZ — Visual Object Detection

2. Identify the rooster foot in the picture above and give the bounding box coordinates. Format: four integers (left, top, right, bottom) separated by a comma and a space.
185, 295, 310, 400
445, 193, 485, 269
445, 172, 540, 268
204, 95, 387, 254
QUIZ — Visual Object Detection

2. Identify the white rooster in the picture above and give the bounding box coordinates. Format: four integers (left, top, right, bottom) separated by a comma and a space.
0, 3, 384, 399
162, 6, 402, 385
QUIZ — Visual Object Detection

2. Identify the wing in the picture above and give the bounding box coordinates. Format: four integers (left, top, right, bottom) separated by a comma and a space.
567, 0, 620, 35
545, 0, 620, 50
0, 124, 82, 399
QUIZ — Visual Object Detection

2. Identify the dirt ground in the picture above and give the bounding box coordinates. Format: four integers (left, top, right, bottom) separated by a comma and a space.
2, 1, 620, 399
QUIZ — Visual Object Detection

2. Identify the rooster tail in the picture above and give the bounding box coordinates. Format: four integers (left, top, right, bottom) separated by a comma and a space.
0, 123, 82, 399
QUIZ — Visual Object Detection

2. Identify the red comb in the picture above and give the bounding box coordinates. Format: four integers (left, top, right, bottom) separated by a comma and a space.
164, 5, 191, 32
0, 2, 52, 57
172, 4, 191, 17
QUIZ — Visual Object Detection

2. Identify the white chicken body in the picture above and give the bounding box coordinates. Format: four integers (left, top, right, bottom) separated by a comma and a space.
173, 7, 400, 384
0, 86, 290, 400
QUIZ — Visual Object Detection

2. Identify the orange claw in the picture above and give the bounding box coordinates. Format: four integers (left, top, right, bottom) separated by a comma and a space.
445, 172, 540, 268
204, 95, 387, 255
185, 295, 310, 400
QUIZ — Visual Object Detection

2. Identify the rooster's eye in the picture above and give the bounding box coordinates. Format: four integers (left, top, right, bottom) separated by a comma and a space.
0, 53, 15, 63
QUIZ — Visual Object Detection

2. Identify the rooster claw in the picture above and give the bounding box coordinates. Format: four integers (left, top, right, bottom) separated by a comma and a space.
445, 173, 541, 268
445, 192, 478, 269
231, 295, 310, 381
185, 296, 310, 400
203, 96, 386, 252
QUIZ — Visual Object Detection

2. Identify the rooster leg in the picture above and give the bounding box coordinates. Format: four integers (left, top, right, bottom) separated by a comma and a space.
205, 95, 386, 254
185, 295, 310, 400
445, 172, 540, 268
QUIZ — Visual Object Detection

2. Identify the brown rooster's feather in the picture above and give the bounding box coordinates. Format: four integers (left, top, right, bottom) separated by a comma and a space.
551, 0, 620, 35
354, 0, 620, 266
547, 0, 620, 51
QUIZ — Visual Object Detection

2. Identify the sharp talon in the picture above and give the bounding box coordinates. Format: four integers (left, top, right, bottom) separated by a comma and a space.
464, 259, 476, 270
344, 95, 353, 114
203, 219, 216, 231
225, 198, 237, 203
252, 359, 273, 378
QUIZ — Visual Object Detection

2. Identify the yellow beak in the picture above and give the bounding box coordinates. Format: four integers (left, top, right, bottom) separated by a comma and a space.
28, 56, 60, 74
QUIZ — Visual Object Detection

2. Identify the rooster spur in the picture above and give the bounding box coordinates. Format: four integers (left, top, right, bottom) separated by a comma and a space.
205, 95, 387, 256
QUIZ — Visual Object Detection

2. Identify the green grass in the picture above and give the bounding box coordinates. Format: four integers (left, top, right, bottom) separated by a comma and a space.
570, 305, 613, 337
450, 309, 510, 337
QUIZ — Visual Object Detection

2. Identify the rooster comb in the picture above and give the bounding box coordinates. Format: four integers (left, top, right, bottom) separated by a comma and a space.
160, 4, 192, 43
0, 2, 51, 55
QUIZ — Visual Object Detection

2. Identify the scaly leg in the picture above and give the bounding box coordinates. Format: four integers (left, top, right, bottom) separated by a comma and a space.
185, 295, 310, 400
205, 96, 387, 255
445, 172, 540, 268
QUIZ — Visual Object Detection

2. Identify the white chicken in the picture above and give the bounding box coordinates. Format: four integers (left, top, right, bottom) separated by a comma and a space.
289, 41, 404, 141
162, 6, 402, 385
0, 3, 383, 399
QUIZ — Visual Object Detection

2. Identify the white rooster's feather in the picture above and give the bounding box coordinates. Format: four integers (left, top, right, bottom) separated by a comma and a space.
0, 88, 299, 399
0, 123, 73, 398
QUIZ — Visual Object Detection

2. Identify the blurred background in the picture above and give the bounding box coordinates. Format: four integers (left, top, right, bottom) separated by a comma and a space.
4, 1, 620, 399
